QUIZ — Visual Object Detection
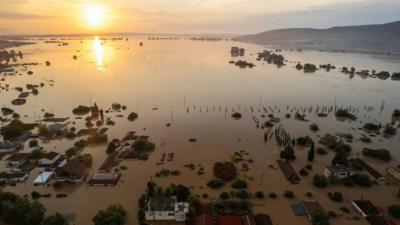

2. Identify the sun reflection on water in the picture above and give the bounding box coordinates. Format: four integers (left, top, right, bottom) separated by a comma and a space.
93, 36, 104, 70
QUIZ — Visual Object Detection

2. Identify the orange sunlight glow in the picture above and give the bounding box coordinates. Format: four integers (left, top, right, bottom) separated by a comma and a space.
84, 4, 107, 27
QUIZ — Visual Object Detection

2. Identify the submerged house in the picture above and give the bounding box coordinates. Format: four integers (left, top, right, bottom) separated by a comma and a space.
38, 151, 66, 167
324, 165, 352, 179
144, 196, 189, 222
54, 160, 86, 183
0, 141, 21, 153
0, 171, 29, 183
353, 200, 389, 225
5, 153, 29, 166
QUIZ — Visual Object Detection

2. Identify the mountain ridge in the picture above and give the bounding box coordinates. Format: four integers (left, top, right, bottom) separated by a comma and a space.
234, 20, 400, 54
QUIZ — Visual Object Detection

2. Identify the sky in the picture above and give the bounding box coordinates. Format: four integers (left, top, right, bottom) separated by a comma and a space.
0, 0, 399, 35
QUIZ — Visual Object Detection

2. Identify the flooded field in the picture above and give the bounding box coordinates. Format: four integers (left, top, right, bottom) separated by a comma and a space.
1, 36, 400, 225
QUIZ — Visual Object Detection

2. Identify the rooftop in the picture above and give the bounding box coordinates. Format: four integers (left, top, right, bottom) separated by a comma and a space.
353, 200, 380, 216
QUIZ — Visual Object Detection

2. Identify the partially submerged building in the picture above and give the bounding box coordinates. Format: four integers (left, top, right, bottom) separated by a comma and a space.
54, 160, 86, 183
353, 200, 389, 225
144, 196, 189, 222
0, 171, 29, 183
324, 165, 352, 179
87, 173, 121, 186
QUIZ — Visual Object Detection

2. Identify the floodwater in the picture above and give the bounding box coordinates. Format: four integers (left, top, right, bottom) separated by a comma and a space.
1, 36, 400, 225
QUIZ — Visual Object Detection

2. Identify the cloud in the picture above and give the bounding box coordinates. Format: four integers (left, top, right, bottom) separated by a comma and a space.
0, 11, 56, 20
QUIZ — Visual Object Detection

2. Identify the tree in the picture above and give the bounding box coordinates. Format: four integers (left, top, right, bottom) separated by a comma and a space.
313, 175, 328, 188
42, 213, 69, 225
92, 204, 127, 225
388, 205, 400, 219
231, 179, 248, 189
280, 145, 296, 161
308, 143, 315, 162
331, 151, 348, 166
1, 198, 45, 225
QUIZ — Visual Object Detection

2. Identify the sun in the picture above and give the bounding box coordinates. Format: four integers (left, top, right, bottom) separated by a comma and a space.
84, 4, 107, 27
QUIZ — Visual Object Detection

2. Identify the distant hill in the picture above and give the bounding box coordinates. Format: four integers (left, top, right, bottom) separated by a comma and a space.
234, 21, 400, 54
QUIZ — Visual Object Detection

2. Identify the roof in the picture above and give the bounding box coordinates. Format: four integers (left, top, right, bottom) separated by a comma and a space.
219, 216, 242, 225
366, 216, 390, 225
254, 214, 273, 225
147, 196, 176, 211
326, 165, 351, 173
353, 200, 380, 216
6, 153, 28, 162
0, 172, 27, 179
33, 171, 54, 184
55, 160, 86, 177
41, 151, 59, 160
87, 173, 121, 186
301, 201, 326, 220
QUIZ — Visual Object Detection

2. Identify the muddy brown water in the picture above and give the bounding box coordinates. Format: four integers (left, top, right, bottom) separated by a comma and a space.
1, 37, 400, 225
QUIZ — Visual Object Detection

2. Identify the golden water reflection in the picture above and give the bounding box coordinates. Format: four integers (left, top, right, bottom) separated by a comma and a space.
93, 36, 104, 70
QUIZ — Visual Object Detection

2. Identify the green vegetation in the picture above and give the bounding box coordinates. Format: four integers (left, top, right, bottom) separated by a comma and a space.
132, 138, 156, 152
335, 109, 357, 120
309, 123, 319, 131
231, 179, 248, 189
42, 213, 69, 225
255, 191, 264, 199
308, 143, 315, 162
0, 192, 46, 225
313, 175, 328, 188
268, 192, 277, 199
0, 120, 33, 140
383, 124, 397, 135
280, 145, 296, 161
363, 123, 381, 132
213, 162, 237, 181
75, 154, 93, 167
303, 63, 317, 72
127, 112, 138, 121
92, 204, 127, 225
351, 174, 372, 187
87, 132, 108, 144
72, 105, 91, 115
362, 148, 391, 161
235, 191, 250, 199
231, 112, 242, 119
388, 205, 400, 219
219, 192, 230, 199
328, 192, 343, 202
283, 191, 295, 199
332, 151, 349, 166
296, 136, 313, 146
207, 179, 225, 189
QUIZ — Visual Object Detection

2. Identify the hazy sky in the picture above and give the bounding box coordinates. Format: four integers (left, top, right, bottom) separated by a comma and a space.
0, 0, 399, 34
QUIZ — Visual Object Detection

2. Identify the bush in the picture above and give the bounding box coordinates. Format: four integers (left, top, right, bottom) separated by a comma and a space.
328, 192, 343, 202
299, 168, 309, 176
309, 123, 319, 131
351, 174, 372, 187
92, 204, 126, 225
127, 112, 138, 121
207, 179, 225, 189
236, 191, 249, 199
296, 136, 313, 146
340, 206, 350, 214
0, 120, 26, 140
132, 139, 156, 152
220, 192, 230, 200
362, 148, 391, 161
42, 213, 69, 225
268, 192, 277, 199
231, 179, 248, 189
231, 112, 242, 119
31, 191, 42, 199
87, 132, 108, 144
313, 175, 328, 188
335, 109, 356, 120
75, 154, 93, 167
383, 124, 397, 135
213, 162, 237, 181
255, 191, 264, 199
388, 205, 400, 219
316, 147, 327, 155
363, 123, 381, 131
280, 145, 296, 161
29, 139, 39, 148
284, 191, 294, 199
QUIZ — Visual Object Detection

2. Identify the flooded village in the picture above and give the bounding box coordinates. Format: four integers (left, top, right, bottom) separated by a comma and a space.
0, 36, 400, 225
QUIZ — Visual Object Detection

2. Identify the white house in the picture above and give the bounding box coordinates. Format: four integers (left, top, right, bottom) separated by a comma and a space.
324, 165, 351, 179
145, 196, 189, 222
